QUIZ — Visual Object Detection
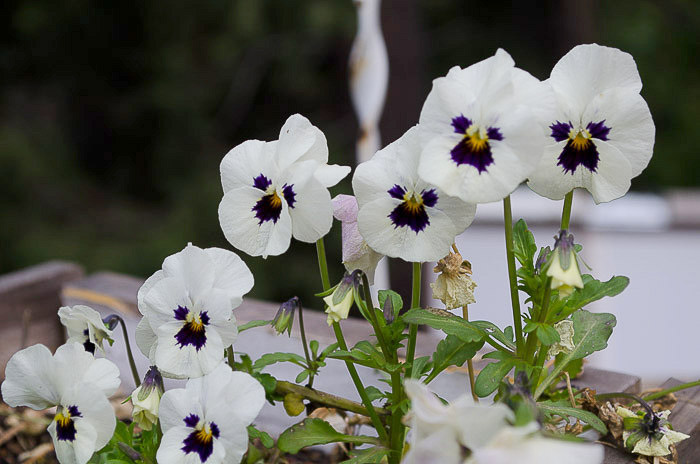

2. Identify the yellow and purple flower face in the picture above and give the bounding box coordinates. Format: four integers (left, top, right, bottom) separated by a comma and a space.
528, 44, 655, 204
417, 49, 555, 204
353, 126, 476, 263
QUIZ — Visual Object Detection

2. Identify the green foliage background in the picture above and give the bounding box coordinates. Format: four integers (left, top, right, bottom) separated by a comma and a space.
0, 0, 697, 305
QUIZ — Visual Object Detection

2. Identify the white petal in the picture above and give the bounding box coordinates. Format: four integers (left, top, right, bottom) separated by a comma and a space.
49, 419, 97, 464
136, 316, 158, 362
220, 139, 277, 193
157, 426, 226, 464
138, 270, 165, 314
588, 141, 634, 203
526, 143, 579, 200
143, 277, 191, 323
162, 244, 216, 304
205, 247, 254, 308
195, 289, 234, 322
288, 177, 333, 243
213, 420, 249, 464
550, 44, 642, 113
54, 343, 120, 398
61, 384, 116, 451
403, 426, 462, 464
218, 186, 292, 258
276, 114, 329, 168
159, 388, 204, 432
314, 164, 351, 188
155, 322, 225, 378
211, 318, 238, 349
216, 371, 265, 426
1, 344, 59, 409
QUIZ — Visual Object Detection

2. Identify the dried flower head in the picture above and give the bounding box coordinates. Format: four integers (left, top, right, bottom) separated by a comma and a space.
430, 251, 477, 310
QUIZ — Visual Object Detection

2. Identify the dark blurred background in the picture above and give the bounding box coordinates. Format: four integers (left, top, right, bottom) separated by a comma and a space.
0, 0, 697, 306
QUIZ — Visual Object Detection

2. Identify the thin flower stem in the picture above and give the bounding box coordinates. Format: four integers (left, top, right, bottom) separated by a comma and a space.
594, 392, 654, 415
315, 238, 390, 444
524, 280, 553, 363
297, 302, 314, 387
226, 346, 235, 368
503, 195, 524, 355
561, 190, 574, 230
115, 315, 140, 387
643, 380, 700, 401
462, 305, 478, 402
361, 273, 393, 361
405, 262, 422, 377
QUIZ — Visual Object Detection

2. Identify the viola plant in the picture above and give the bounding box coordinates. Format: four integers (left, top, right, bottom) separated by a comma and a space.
2, 44, 697, 464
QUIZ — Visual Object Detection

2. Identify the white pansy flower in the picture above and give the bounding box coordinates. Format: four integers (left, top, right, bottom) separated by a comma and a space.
132, 366, 164, 431
218, 114, 350, 258
157, 363, 265, 464
58, 305, 114, 355
418, 49, 555, 204
617, 407, 689, 457
527, 44, 655, 204
135, 243, 253, 379
332, 194, 384, 284
353, 126, 476, 263
2, 343, 120, 464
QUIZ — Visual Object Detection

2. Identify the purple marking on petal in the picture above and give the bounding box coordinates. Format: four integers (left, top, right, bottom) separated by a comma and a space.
182, 427, 215, 462
450, 138, 494, 173
487, 126, 504, 141
557, 138, 599, 174
586, 120, 611, 141
389, 202, 431, 233
387, 184, 406, 200
174, 306, 189, 321
252, 193, 283, 224
184, 414, 200, 428
210, 422, 220, 439
174, 311, 209, 351
550, 121, 573, 142
67, 406, 81, 418
253, 174, 272, 191
421, 189, 438, 208
451, 115, 472, 134
282, 184, 296, 208
200, 311, 210, 325
55, 406, 82, 442
82, 329, 96, 354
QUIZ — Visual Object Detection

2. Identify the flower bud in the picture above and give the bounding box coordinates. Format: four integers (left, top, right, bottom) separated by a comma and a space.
546, 230, 583, 299
272, 297, 298, 336
131, 366, 164, 431
382, 295, 395, 324
323, 270, 362, 326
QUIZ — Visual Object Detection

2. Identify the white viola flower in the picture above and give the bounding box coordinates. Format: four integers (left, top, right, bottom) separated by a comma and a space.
58, 305, 114, 355
527, 44, 655, 204
135, 243, 254, 378
332, 194, 384, 284
617, 407, 689, 457
132, 366, 164, 431
2, 343, 120, 464
157, 363, 265, 464
353, 126, 476, 263
219, 114, 350, 258
418, 49, 555, 204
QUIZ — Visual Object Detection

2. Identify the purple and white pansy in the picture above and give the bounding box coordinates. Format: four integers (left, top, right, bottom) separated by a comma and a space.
353, 126, 476, 263
417, 48, 555, 204
157, 363, 265, 464
527, 44, 655, 203
135, 243, 254, 379
218, 114, 350, 258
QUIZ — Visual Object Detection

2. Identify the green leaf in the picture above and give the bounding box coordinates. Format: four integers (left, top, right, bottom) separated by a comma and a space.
277, 419, 381, 454
536, 324, 560, 346
428, 335, 484, 382
253, 352, 307, 371
513, 219, 537, 267
319, 342, 339, 361
295, 369, 310, 383
538, 401, 608, 434
475, 355, 521, 397
410, 356, 432, 379
253, 372, 278, 400
238, 319, 271, 332
378, 289, 403, 318
309, 340, 319, 358
247, 425, 274, 448
402, 308, 485, 343
364, 386, 387, 402
555, 354, 583, 379
552, 275, 629, 320
535, 310, 617, 398
341, 446, 391, 463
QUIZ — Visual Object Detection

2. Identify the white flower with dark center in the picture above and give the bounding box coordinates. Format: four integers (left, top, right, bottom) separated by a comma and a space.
617, 407, 689, 457
1, 343, 120, 464
157, 363, 265, 464
527, 44, 655, 204
418, 49, 555, 204
218, 114, 350, 258
135, 244, 254, 378
353, 126, 476, 263
58, 305, 114, 355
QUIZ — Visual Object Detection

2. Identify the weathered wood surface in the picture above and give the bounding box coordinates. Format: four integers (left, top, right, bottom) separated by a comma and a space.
661, 378, 700, 462
0, 261, 84, 382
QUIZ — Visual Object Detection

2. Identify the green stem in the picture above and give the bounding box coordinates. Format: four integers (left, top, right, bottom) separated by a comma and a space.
405, 262, 422, 377
524, 280, 553, 363
643, 380, 700, 401
275, 381, 389, 417
361, 274, 393, 361
462, 306, 478, 402
315, 238, 389, 444
561, 190, 574, 230
226, 346, 235, 368
297, 302, 314, 387
115, 315, 141, 387
503, 195, 524, 355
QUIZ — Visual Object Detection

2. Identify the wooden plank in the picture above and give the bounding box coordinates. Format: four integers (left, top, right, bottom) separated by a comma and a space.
0, 261, 84, 382
660, 378, 700, 461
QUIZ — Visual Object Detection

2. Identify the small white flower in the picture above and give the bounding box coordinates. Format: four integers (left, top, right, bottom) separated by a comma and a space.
332, 194, 384, 284
324, 271, 361, 326
157, 363, 265, 464
353, 126, 476, 263
548, 319, 575, 358
527, 44, 655, 204
135, 243, 254, 378
218, 114, 350, 258
131, 366, 164, 431
58, 305, 114, 355
1, 343, 120, 464
617, 407, 689, 457
418, 49, 555, 204
546, 231, 584, 299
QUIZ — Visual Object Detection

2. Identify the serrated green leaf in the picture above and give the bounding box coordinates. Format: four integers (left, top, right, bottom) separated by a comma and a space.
247, 425, 275, 448
552, 275, 629, 321
341, 446, 391, 463
319, 342, 339, 360
475, 357, 518, 397
535, 310, 617, 398
277, 418, 381, 454
410, 356, 432, 379
364, 386, 386, 402
295, 369, 310, 383
536, 324, 561, 346
538, 401, 608, 434
309, 340, 319, 358
513, 219, 537, 267
470, 321, 517, 351
253, 352, 307, 371
427, 335, 483, 382
402, 308, 485, 343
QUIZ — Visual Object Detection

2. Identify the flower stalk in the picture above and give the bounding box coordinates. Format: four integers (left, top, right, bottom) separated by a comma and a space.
105, 314, 140, 387
561, 190, 574, 230
404, 262, 422, 377
503, 195, 524, 354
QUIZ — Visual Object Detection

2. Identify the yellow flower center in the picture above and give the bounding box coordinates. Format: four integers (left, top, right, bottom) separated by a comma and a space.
55, 411, 72, 427
464, 125, 490, 152
402, 192, 424, 214
569, 129, 592, 151
264, 185, 282, 208
185, 312, 205, 332
196, 424, 215, 444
